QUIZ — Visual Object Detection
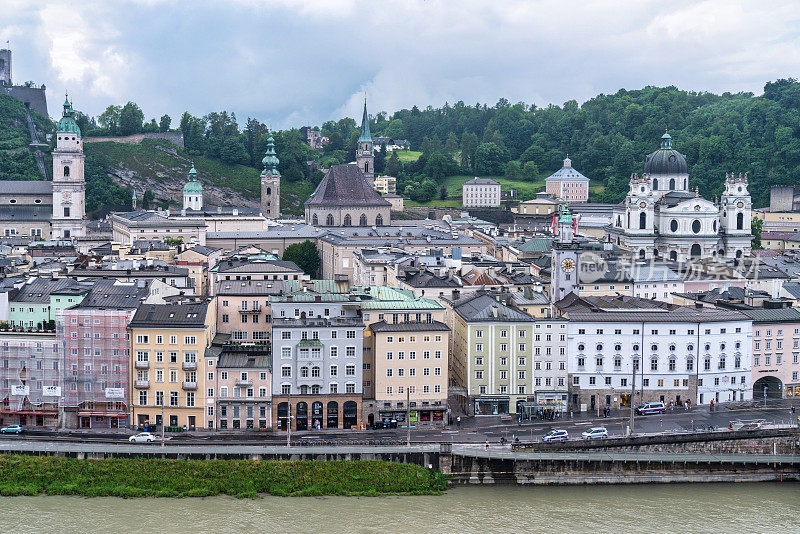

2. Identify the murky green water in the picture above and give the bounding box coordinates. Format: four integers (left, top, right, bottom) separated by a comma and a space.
0, 483, 797, 533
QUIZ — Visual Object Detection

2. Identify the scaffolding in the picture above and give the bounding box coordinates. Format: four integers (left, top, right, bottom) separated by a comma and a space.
56, 308, 131, 428
0, 332, 61, 428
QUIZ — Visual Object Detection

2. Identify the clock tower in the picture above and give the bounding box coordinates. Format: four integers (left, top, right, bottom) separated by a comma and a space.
551, 205, 579, 302
51, 94, 86, 240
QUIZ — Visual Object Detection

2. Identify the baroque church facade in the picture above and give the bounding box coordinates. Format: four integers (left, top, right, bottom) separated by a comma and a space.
607, 133, 752, 262
0, 95, 86, 240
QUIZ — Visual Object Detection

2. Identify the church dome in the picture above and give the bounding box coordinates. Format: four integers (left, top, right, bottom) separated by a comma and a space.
56, 95, 81, 135
643, 132, 687, 175
183, 164, 203, 194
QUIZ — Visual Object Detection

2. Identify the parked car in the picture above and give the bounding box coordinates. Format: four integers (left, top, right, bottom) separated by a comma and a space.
129, 432, 156, 443
0, 424, 24, 434
581, 427, 609, 439
635, 402, 666, 415
542, 429, 569, 442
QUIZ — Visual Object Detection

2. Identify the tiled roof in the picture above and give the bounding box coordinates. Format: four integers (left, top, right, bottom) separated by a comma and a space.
0, 181, 53, 194
216, 279, 285, 296
129, 303, 209, 328
739, 308, 800, 323
449, 292, 534, 322
305, 164, 390, 207
0, 205, 53, 221
369, 320, 450, 333
13, 278, 89, 303
557, 294, 747, 323
463, 177, 500, 186
217, 353, 271, 369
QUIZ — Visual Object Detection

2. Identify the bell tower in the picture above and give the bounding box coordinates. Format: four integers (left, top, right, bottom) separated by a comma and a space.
51, 93, 86, 240
355, 99, 374, 183
551, 205, 579, 302
260, 136, 281, 219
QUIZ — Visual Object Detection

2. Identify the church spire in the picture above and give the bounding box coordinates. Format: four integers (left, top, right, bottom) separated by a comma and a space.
261, 136, 280, 176
359, 98, 372, 143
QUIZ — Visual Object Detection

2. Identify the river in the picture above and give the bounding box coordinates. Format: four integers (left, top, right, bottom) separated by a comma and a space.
1, 483, 797, 534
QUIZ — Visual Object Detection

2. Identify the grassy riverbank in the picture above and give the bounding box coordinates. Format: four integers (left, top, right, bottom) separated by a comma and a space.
0, 456, 447, 498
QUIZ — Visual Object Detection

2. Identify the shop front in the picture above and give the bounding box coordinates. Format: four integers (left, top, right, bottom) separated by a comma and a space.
474, 396, 509, 415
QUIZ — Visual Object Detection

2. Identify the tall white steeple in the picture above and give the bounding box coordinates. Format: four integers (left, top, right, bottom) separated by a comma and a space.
51, 93, 86, 240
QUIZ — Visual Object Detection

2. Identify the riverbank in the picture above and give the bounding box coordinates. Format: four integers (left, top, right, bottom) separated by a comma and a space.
0, 455, 447, 498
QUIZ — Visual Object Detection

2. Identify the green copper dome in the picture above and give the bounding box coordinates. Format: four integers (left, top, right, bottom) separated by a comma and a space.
558, 205, 573, 224
56, 94, 81, 136
183, 164, 203, 194
261, 136, 280, 177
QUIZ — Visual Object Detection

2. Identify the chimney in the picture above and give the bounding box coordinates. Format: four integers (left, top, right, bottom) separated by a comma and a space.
491, 305, 498, 317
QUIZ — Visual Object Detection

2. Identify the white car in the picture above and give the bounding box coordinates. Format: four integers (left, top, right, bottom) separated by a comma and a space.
581, 427, 609, 440
129, 432, 156, 443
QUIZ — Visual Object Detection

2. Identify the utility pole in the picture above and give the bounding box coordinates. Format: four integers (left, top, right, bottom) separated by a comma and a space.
161, 403, 165, 447
406, 386, 411, 447
629, 356, 635, 435
287, 390, 292, 448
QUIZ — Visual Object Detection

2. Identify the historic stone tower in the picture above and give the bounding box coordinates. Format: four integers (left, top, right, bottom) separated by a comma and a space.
0, 48, 11, 86
355, 100, 374, 184
183, 164, 203, 211
551, 205, 579, 302
260, 136, 281, 219
51, 95, 86, 240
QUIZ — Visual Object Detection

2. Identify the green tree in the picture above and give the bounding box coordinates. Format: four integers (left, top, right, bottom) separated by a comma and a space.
521, 161, 539, 181
424, 151, 459, 182
142, 189, 154, 210
98, 105, 122, 134
460, 131, 479, 168
282, 240, 321, 277
383, 118, 404, 139
118, 102, 144, 136
444, 132, 459, 154
439, 184, 447, 200
504, 160, 522, 181
751, 217, 763, 249
220, 137, 249, 165
386, 151, 400, 176
473, 142, 507, 175
159, 114, 171, 132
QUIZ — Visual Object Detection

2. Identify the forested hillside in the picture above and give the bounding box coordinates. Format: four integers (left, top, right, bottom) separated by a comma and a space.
2, 79, 799, 216
0, 94, 52, 181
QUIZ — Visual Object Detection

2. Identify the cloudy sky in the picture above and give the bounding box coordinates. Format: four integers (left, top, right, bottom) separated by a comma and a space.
2, 0, 799, 129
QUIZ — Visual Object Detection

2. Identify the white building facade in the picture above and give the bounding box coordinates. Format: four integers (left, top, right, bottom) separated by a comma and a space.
463, 178, 501, 208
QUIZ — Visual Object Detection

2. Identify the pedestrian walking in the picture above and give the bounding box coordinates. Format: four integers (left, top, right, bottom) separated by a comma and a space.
456, 416, 461, 428
485, 440, 489, 450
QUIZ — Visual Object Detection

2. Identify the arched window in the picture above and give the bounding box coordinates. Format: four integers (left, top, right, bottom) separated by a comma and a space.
326, 214, 334, 226
63, 166, 70, 177
364, 162, 369, 173
300, 367, 309, 378
639, 212, 647, 229
690, 244, 701, 257
669, 178, 675, 190
375, 214, 383, 226
669, 251, 677, 261
736, 212, 744, 230
359, 214, 368, 226
266, 187, 271, 195
692, 220, 701, 234
627, 212, 631, 228
343, 214, 352, 226
312, 214, 319, 225
639, 249, 646, 259
670, 219, 678, 232
652, 178, 658, 190
596, 343, 603, 352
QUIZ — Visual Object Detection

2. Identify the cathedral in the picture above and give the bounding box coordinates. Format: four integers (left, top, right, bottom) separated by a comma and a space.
0, 95, 86, 241
607, 133, 752, 262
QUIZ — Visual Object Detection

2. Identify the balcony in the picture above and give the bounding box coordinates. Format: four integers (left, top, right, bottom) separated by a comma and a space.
182, 381, 197, 390
135, 360, 150, 369
236, 379, 253, 387
134, 379, 150, 388
238, 306, 261, 314
182, 361, 197, 371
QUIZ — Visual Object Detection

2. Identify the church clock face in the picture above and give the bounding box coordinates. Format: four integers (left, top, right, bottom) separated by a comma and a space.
736, 200, 744, 208
63, 191, 71, 201
562, 258, 575, 273
639, 201, 647, 209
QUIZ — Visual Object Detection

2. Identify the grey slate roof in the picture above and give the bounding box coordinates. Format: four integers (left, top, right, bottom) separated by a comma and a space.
449, 292, 534, 322
187, 245, 220, 256
305, 164, 390, 207
78, 279, 152, 310
545, 161, 589, 183
657, 191, 697, 208
13, 278, 89, 303
556, 294, 747, 323
0, 205, 53, 221
216, 279, 286, 296
129, 303, 209, 328
643, 146, 688, 175
740, 308, 800, 323
0, 181, 53, 194
216, 260, 302, 274
217, 353, 272, 369
369, 320, 450, 333
463, 177, 500, 186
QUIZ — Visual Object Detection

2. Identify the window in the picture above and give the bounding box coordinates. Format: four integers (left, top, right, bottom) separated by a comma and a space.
346, 346, 355, 357
346, 364, 356, 376
170, 335, 177, 344
475, 370, 483, 379
136, 335, 149, 344
169, 391, 178, 406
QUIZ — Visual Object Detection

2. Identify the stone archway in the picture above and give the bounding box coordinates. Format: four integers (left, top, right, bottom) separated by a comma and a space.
690, 244, 701, 258
753, 376, 783, 400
